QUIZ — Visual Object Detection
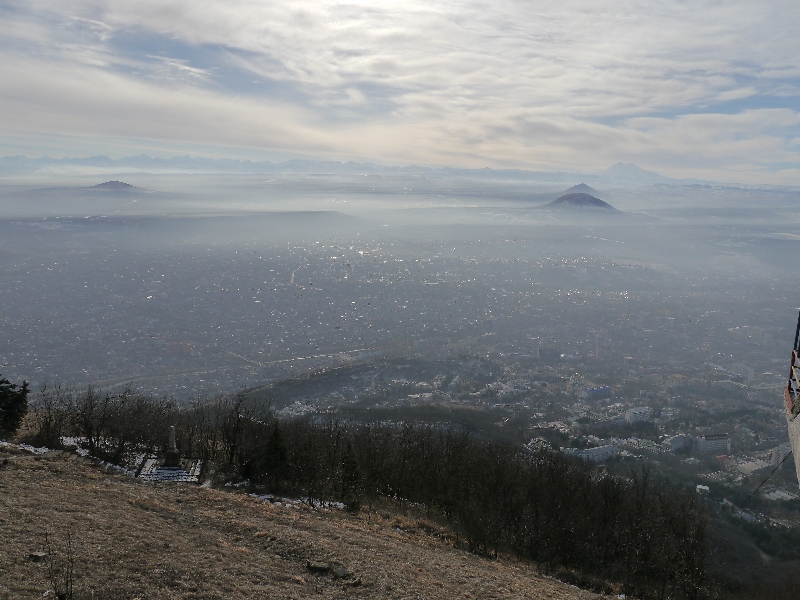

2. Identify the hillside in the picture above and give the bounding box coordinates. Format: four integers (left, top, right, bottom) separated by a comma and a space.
89, 181, 142, 192
546, 193, 617, 210
0, 447, 599, 600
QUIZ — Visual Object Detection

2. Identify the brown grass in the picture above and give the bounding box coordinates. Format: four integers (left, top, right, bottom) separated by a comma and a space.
0, 447, 601, 599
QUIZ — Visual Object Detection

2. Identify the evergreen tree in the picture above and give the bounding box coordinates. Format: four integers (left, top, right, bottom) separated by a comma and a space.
340, 439, 361, 511
0, 375, 29, 439
263, 424, 288, 490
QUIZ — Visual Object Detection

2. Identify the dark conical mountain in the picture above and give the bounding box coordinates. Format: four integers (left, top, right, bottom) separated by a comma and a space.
91, 181, 136, 191
562, 183, 600, 196
546, 193, 617, 210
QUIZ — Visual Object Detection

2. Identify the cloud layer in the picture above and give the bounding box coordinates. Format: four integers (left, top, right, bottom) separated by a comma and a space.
2, 1, 800, 181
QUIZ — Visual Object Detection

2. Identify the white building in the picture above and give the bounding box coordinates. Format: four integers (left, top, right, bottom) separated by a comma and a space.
563, 444, 620, 463
525, 437, 551, 452
625, 406, 652, 424
662, 434, 694, 453
770, 442, 792, 467
696, 433, 730, 454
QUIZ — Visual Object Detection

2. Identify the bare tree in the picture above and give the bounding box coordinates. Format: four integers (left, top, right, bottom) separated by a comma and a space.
44, 531, 75, 600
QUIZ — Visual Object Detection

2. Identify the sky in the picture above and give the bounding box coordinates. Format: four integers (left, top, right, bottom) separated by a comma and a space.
2, 1, 800, 183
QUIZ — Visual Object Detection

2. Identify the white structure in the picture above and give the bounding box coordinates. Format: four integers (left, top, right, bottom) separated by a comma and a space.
771, 442, 792, 467
662, 434, 694, 453
525, 437, 551, 452
696, 433, 730, 454
625, 406, 652, 424
563, 444, 620, 463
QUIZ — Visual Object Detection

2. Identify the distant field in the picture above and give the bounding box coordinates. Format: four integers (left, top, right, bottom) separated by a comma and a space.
0, 448, 598, 600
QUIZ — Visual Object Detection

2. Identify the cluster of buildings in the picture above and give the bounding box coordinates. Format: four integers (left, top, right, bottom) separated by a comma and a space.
559, 432, 733, 463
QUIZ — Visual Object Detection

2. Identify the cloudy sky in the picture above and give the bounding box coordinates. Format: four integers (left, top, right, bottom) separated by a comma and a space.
2, 1, 799, 182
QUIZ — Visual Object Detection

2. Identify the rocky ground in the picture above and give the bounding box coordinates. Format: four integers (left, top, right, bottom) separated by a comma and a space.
0, 446, 600, 600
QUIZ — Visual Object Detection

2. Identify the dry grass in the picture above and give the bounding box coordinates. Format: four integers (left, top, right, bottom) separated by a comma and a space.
0, 448, 601, 599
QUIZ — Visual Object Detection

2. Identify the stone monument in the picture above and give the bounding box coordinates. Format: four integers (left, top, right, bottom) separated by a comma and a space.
164, 425, 181, 469
137, 424, 200, 482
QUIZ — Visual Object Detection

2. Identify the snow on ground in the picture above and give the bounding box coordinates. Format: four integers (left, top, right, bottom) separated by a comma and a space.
0, 441, 196, 482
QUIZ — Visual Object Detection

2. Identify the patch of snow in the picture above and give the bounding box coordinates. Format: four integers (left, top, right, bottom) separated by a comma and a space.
139, 469, 198, 483
17, 443, 50, 455
60, 437, 89, 455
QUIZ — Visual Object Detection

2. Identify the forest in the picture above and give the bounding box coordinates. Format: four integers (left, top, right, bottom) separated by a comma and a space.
22, 383, 708, 600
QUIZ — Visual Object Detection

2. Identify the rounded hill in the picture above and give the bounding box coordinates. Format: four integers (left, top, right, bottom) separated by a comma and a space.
91, 181, 137, 191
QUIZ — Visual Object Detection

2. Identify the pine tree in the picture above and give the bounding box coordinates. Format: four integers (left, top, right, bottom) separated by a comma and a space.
340, 439, 361, 511
263, 424, 288, 490
0, 376, 29, 439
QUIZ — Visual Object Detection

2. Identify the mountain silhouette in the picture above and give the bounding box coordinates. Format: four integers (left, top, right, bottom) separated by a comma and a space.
546, 193, 617, 210
562, 183, 600, 196
91, 181, 139, 191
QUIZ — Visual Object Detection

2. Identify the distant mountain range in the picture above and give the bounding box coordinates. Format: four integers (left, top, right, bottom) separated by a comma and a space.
0, 155, 710, 186
596, 163, 675, 185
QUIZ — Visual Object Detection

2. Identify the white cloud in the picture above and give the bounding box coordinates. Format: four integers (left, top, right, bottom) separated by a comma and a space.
1, 0, 800, 181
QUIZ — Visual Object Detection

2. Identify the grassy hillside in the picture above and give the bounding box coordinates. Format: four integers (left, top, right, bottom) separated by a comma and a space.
0, 447, 599, 600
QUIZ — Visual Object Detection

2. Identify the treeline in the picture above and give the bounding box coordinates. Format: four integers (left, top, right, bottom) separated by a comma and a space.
26, 384, 707, 600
